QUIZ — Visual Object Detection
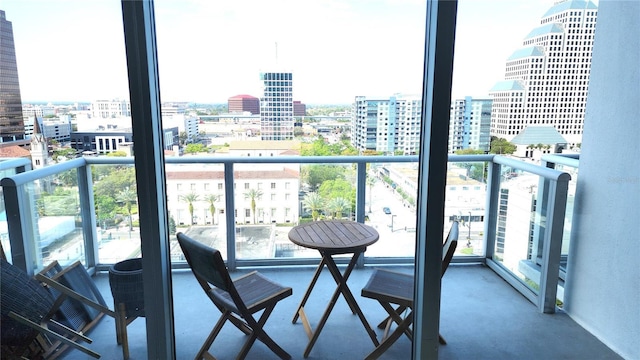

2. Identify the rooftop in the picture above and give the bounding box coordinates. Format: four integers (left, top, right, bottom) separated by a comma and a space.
511, 126, 568, 145
489, 80, 525, 92
543, 0, 598, 18
524, 24, 564, 41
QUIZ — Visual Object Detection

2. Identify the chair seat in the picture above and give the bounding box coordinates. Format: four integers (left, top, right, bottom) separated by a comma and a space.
361, 269, 413, 307
211, 271, 293, 314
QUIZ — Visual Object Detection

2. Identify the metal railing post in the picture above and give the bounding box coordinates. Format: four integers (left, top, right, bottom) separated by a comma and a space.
538, 174, 571, 313
224, 162, 237, 270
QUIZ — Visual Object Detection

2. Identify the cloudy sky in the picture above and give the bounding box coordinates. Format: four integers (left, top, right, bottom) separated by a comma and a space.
2, 0, 568, 104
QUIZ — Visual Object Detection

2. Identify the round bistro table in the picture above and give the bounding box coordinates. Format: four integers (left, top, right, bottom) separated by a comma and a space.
288, 220, 380, 358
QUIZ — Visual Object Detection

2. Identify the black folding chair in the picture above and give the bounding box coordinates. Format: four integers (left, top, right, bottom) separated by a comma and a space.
176, 232, 293, 360
1, 259, 101, 359
361, 221, 459, 360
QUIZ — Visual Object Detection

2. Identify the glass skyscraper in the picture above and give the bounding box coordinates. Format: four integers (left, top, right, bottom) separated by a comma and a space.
0, 10, 25, 143
259, 72, 293, 141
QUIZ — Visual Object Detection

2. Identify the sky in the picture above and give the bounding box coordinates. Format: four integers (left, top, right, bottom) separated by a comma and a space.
2, 0, 573, 104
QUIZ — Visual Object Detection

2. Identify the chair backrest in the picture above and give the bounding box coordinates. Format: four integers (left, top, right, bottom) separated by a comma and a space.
176, 232, 233, 293
441, 221, 459, 276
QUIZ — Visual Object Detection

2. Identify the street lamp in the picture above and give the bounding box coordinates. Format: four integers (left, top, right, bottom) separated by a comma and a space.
391, 214, 397, 232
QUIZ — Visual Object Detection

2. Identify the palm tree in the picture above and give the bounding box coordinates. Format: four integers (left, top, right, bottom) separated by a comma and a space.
116, 187, 137, 231
179, 193, 200, 225
327, 197, 351, 219
302, 192, 325, 221
204, 194, 220, 225
243, 188, 263, 224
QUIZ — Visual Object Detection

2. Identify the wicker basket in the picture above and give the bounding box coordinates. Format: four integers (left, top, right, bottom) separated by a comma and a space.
108, 258, 145, 319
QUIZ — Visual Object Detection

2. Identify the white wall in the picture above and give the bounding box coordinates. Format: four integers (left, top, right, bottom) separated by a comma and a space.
564, 1, 640, 359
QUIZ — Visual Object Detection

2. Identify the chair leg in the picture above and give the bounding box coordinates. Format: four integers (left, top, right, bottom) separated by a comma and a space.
237, 306, 290, 360
117, 303, 130, 360
196, 313, 228, 360
377, 305, 407, 329
365, 310, 414, 360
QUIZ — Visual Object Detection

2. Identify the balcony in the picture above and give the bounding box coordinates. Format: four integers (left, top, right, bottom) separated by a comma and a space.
59, 264, 620, 360
1, 153, 620, 359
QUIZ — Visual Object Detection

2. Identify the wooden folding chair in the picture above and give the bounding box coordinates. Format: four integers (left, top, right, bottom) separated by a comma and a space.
361, 221, 459, 360
1, 258, 101, 359
177, 232, 293, 360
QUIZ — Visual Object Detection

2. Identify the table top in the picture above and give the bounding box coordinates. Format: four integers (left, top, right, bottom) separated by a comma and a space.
288, 220, 379, 252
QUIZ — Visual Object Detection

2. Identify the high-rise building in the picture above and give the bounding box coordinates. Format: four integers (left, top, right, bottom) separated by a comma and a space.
449, 96, 492, 153
259, 72, 293, 141
0, 10, 25, 143
293, 101, 306, 117
91, 98, 131, 119
489, 0, 598, 147
351, 95, 421, 155
228, 95, 260, 115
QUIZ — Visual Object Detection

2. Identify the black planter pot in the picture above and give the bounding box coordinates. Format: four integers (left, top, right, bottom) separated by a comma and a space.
108, 258, 145, 318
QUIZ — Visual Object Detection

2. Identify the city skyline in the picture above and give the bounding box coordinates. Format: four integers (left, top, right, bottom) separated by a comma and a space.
2, 0, 578, 104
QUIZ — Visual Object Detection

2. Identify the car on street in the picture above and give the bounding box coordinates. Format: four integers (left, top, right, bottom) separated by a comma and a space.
382, 207, 391, 214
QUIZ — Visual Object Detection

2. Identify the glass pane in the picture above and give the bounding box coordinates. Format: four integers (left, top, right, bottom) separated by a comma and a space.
445, 161, 488, 256
92, 164, 141, 264
32, 170, 84, 269
367, 162, 418, 258
165, 162, 229, 261
492, 165, 540, 293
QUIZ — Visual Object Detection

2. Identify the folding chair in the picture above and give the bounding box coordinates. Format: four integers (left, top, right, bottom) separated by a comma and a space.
0, 258, 101, 359
176, 232, 293, 360
361, 221, 459, 360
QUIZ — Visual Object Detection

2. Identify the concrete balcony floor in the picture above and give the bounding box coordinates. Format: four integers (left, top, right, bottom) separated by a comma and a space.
61, 264, 621, 360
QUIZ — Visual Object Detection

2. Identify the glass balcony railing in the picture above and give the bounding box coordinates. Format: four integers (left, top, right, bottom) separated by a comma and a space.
541, 153, 580, 282
1, 153, 570, 313
0, 157, 32, 264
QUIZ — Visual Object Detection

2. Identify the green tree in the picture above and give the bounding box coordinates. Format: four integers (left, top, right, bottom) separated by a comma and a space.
96, 196, 118, 229
168, 216, 176, 235
327, 197, 351, 219
490, 137, 517, 155
56, 169, 78, 187
116, 187, 138, 231
93, 167, 136, 199
179, 193, 200, 225
455, 149, 487, 182
305, 164, 346, 191
204, 194, 220, 225
184, 143, 207, 154
179, 131, 188, 145
243, 188, 263, 224
302, 192, 325, 221
318, 179, 356, 210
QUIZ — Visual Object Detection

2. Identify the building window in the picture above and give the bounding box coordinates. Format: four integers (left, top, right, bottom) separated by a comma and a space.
271, 182, 276, 189
190, 183, 196, 191
177, 184, 182, 191
204, 183, 210, 191
244, 183, 250, 189
218, 183, 223, 190
245, 209, 250, 217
